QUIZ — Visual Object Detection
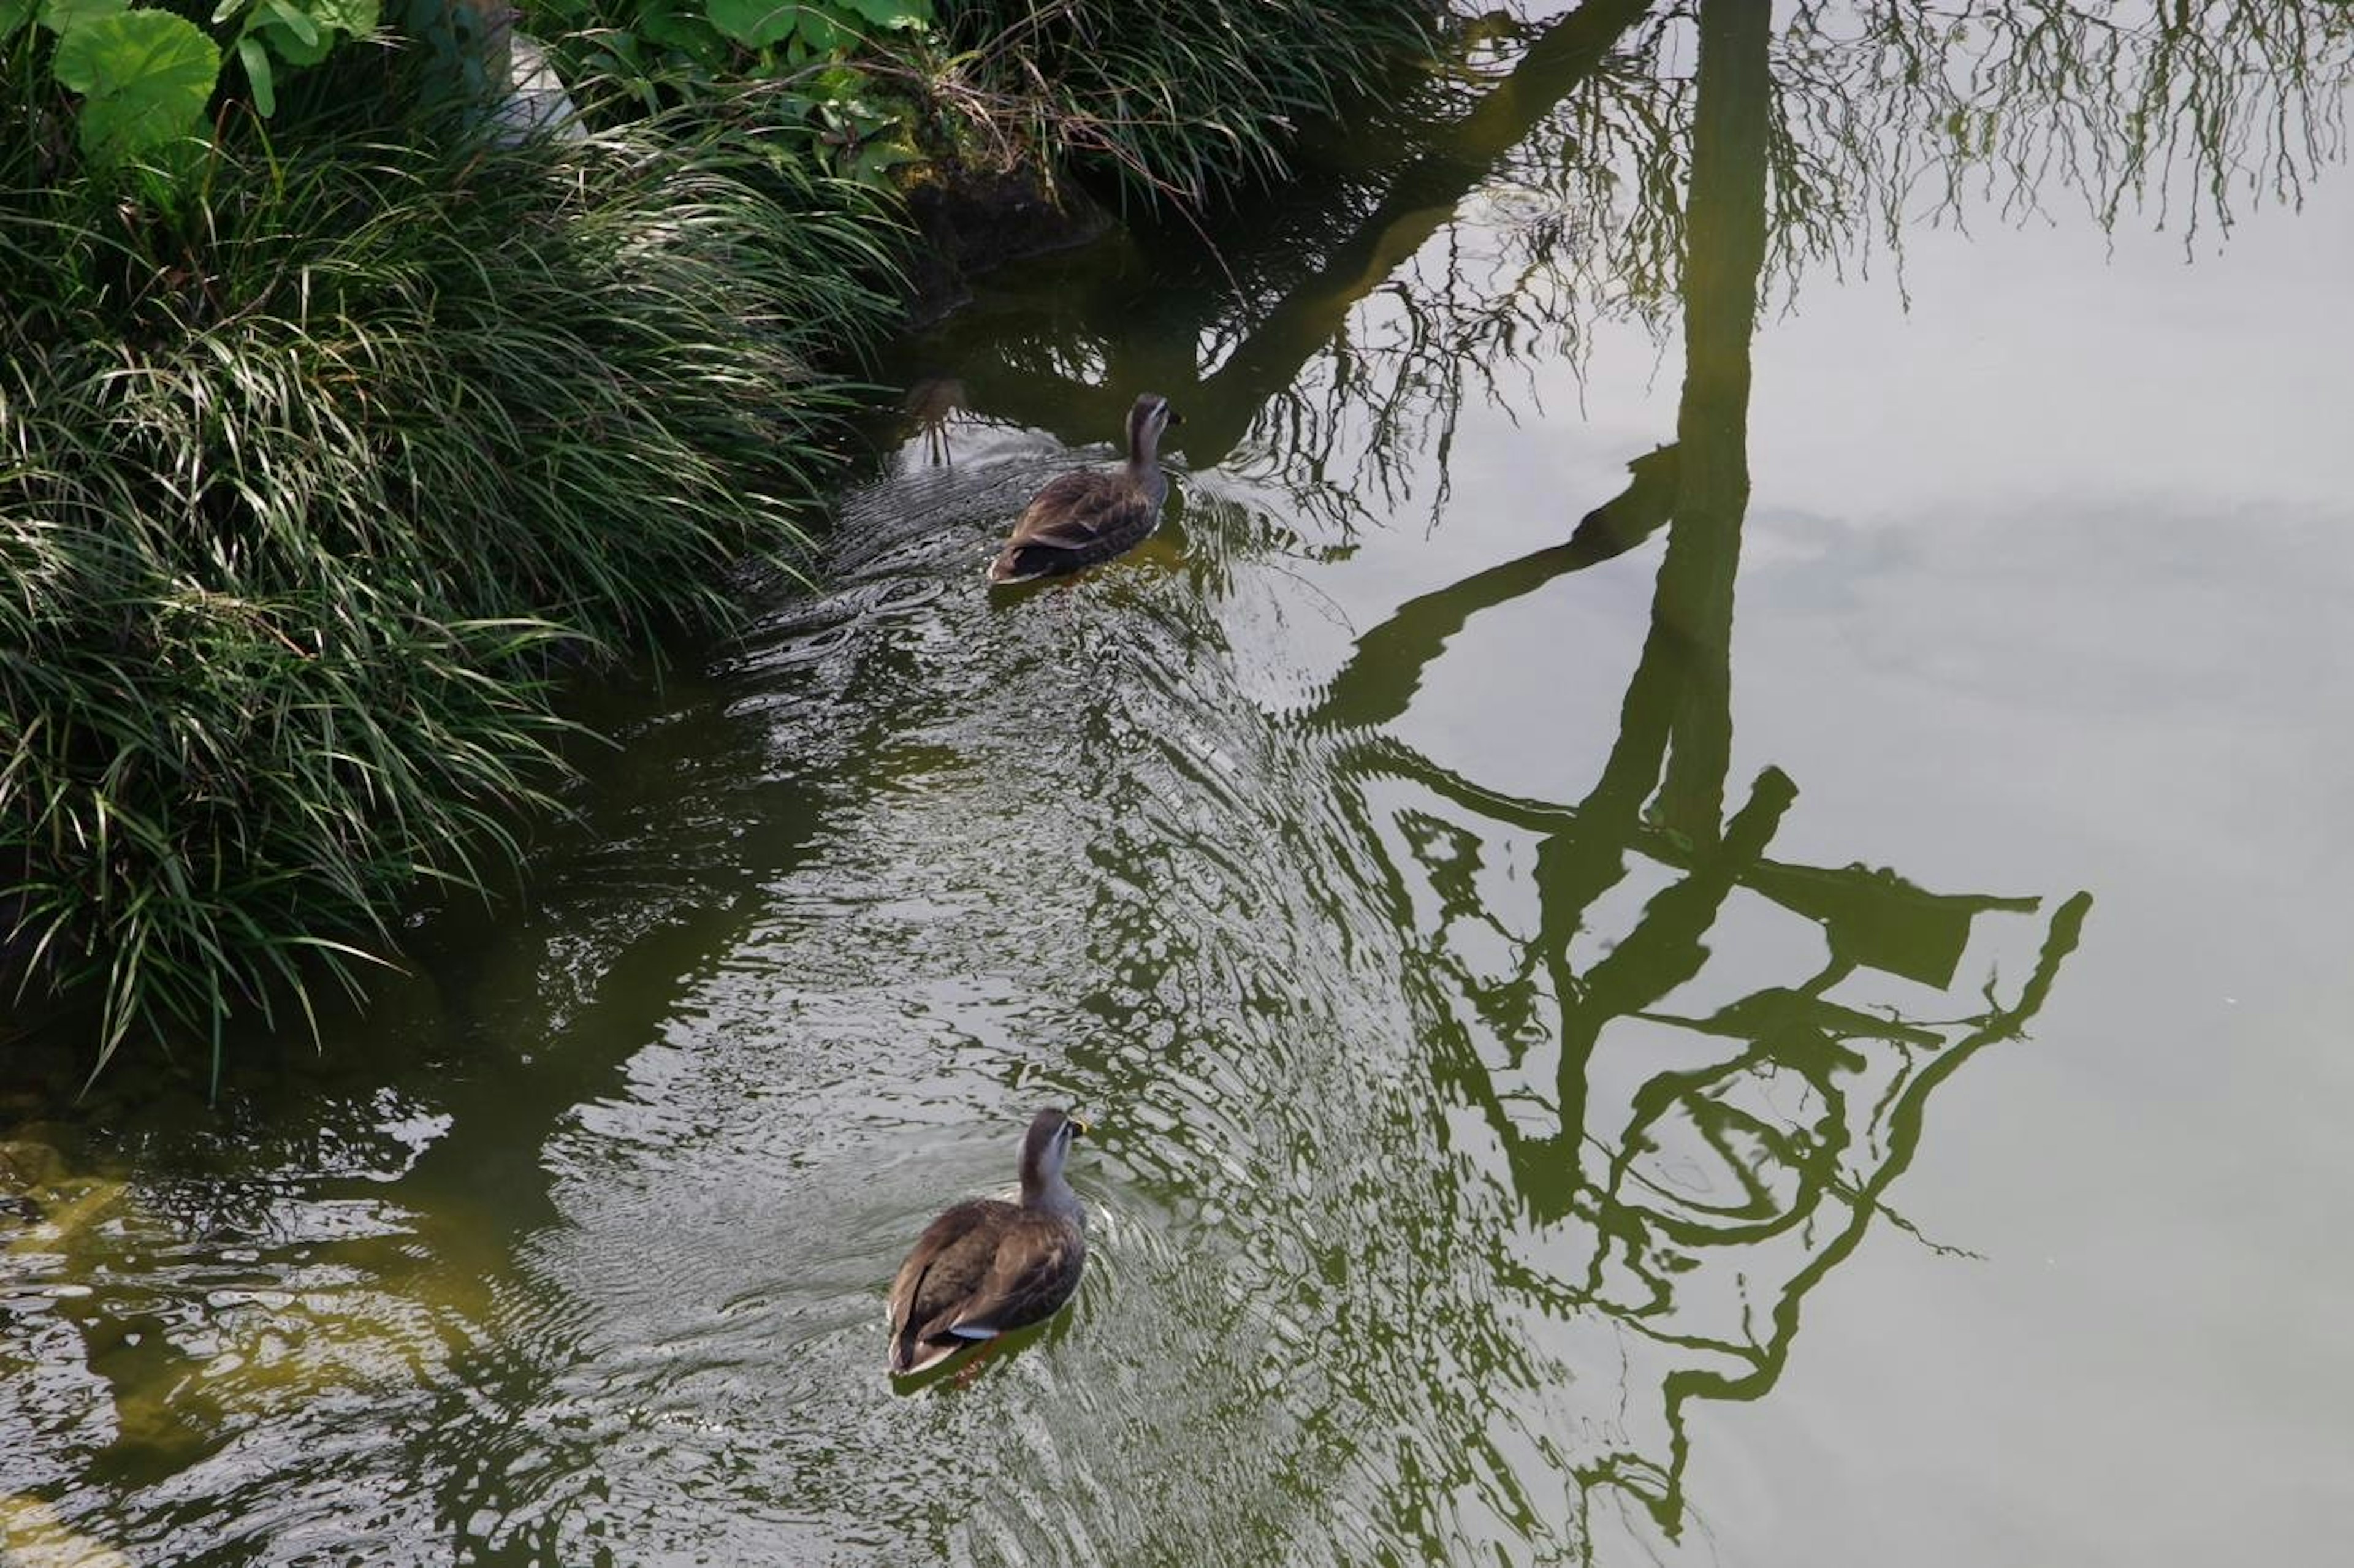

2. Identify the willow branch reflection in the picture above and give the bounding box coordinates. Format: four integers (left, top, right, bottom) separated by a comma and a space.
1298, 1, 2095, 1551
898, 0, 1659, 533
859, 3, 2346, 1551
905, 0, 2348, 534
1778, 0, 2354, 245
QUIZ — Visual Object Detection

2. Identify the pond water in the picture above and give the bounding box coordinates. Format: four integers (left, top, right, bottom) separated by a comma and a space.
6, 4, 2353, 1563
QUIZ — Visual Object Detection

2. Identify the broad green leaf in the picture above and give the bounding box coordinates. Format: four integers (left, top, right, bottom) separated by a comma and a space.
847, 138, 919, 186
39, 0, 127, 33
791, 4, 847, 51
255, 13, 330, 64
261, 0, 315, 44
636, 3, 722, 58
834, 0, 929, 27
706, 0, 799, 48
51, 11, 221, 163
236, 31, 273, 116
310, 0, 375, 35
811, 63, 864, 100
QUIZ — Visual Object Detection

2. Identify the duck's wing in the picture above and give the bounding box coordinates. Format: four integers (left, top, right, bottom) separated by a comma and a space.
1004, 471, 1145, 554
942, 1212, 1084, 1339
888, 1199, 1018, 1372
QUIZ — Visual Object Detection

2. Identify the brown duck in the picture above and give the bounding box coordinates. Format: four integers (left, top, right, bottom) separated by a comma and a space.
885, 1107, 1089, 1376
987, 394, 1180, 583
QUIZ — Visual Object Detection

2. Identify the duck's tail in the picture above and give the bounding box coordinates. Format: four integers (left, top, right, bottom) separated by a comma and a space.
986, 547, 1049, 585
889, 1331, 962, 1377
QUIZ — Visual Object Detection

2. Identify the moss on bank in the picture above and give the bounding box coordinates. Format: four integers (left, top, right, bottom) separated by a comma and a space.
0, 1, 1438, 1081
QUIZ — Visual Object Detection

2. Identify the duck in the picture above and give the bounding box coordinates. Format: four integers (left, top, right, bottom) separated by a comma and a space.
987, 394, 1181, 583
886, 1106, 1090, 1377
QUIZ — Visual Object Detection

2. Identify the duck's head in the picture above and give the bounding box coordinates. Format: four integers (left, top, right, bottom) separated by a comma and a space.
1126, 393, 1180, 460
1019, 1106, 1089, 1193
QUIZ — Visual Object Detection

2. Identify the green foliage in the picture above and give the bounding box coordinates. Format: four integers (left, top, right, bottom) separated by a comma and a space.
216, 0, 382, 118
39, 0, 129, 31
704, 0, 932, 56
0, 110, 898, 1077
536, 0, 934, 187
536, 0, 1427, 201
12, 0, 383, 173
706, 0, 802, 50
400, 0, 525, 113
0, 0, 1435, 1079
922, 0, 1438, 204
534, 0, 1431, 203
49, 10, 218, 160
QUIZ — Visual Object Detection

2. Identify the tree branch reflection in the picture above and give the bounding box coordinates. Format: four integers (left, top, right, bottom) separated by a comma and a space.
870, 3, 2335, 1552
908, 0, 2348, 531
1292, 1, 2099, 1551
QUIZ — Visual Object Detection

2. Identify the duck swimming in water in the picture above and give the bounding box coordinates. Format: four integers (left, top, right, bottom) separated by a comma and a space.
885, 1107, 1089, 1377
987, 394, 1180, 584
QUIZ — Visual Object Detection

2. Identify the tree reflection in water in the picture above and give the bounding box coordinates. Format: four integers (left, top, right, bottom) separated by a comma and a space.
931, 0, 2349, 527
1293, 4, 2097, 1543
2, 5, 2339, 1561
889, 0, 2351, 1551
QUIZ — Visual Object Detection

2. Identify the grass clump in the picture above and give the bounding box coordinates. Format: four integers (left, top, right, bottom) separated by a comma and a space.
921, 0, 1440, 203
525, 0, 1438, 207
1, 0, 1434, 1081
0, 99, 897, 1077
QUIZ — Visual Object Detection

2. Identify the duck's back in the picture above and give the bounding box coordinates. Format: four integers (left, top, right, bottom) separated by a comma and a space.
885, 1197, 1085, 1372
989, 468, 1167, 582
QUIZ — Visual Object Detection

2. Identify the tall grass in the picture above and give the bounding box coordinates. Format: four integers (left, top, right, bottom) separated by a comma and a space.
0, 98, 899, 1078
926, 0, 1439, 202
523, 0, 1437, 206
1, 2, 1431, 1079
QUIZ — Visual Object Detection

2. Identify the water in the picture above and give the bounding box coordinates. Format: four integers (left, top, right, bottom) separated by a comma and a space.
7, 4, 2353, 1562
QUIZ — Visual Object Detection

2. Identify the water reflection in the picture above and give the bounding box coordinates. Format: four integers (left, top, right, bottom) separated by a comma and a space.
0, 666, 826, 1556
1279, 4, 2098, 1545
7, 1, 2347, 1562
920, 0, 2352, 529
885, 0, 2143, 1553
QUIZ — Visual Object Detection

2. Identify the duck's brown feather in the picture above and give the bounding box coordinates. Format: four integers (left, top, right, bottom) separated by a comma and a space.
989, 470, 1166, 582
885, 1197, 1085, 1374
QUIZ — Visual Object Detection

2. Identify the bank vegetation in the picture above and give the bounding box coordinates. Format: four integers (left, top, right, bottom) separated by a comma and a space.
0, 0, 1437, 1080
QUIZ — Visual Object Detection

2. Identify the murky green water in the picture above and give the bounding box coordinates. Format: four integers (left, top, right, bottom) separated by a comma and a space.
7, 4, 2354, 1562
